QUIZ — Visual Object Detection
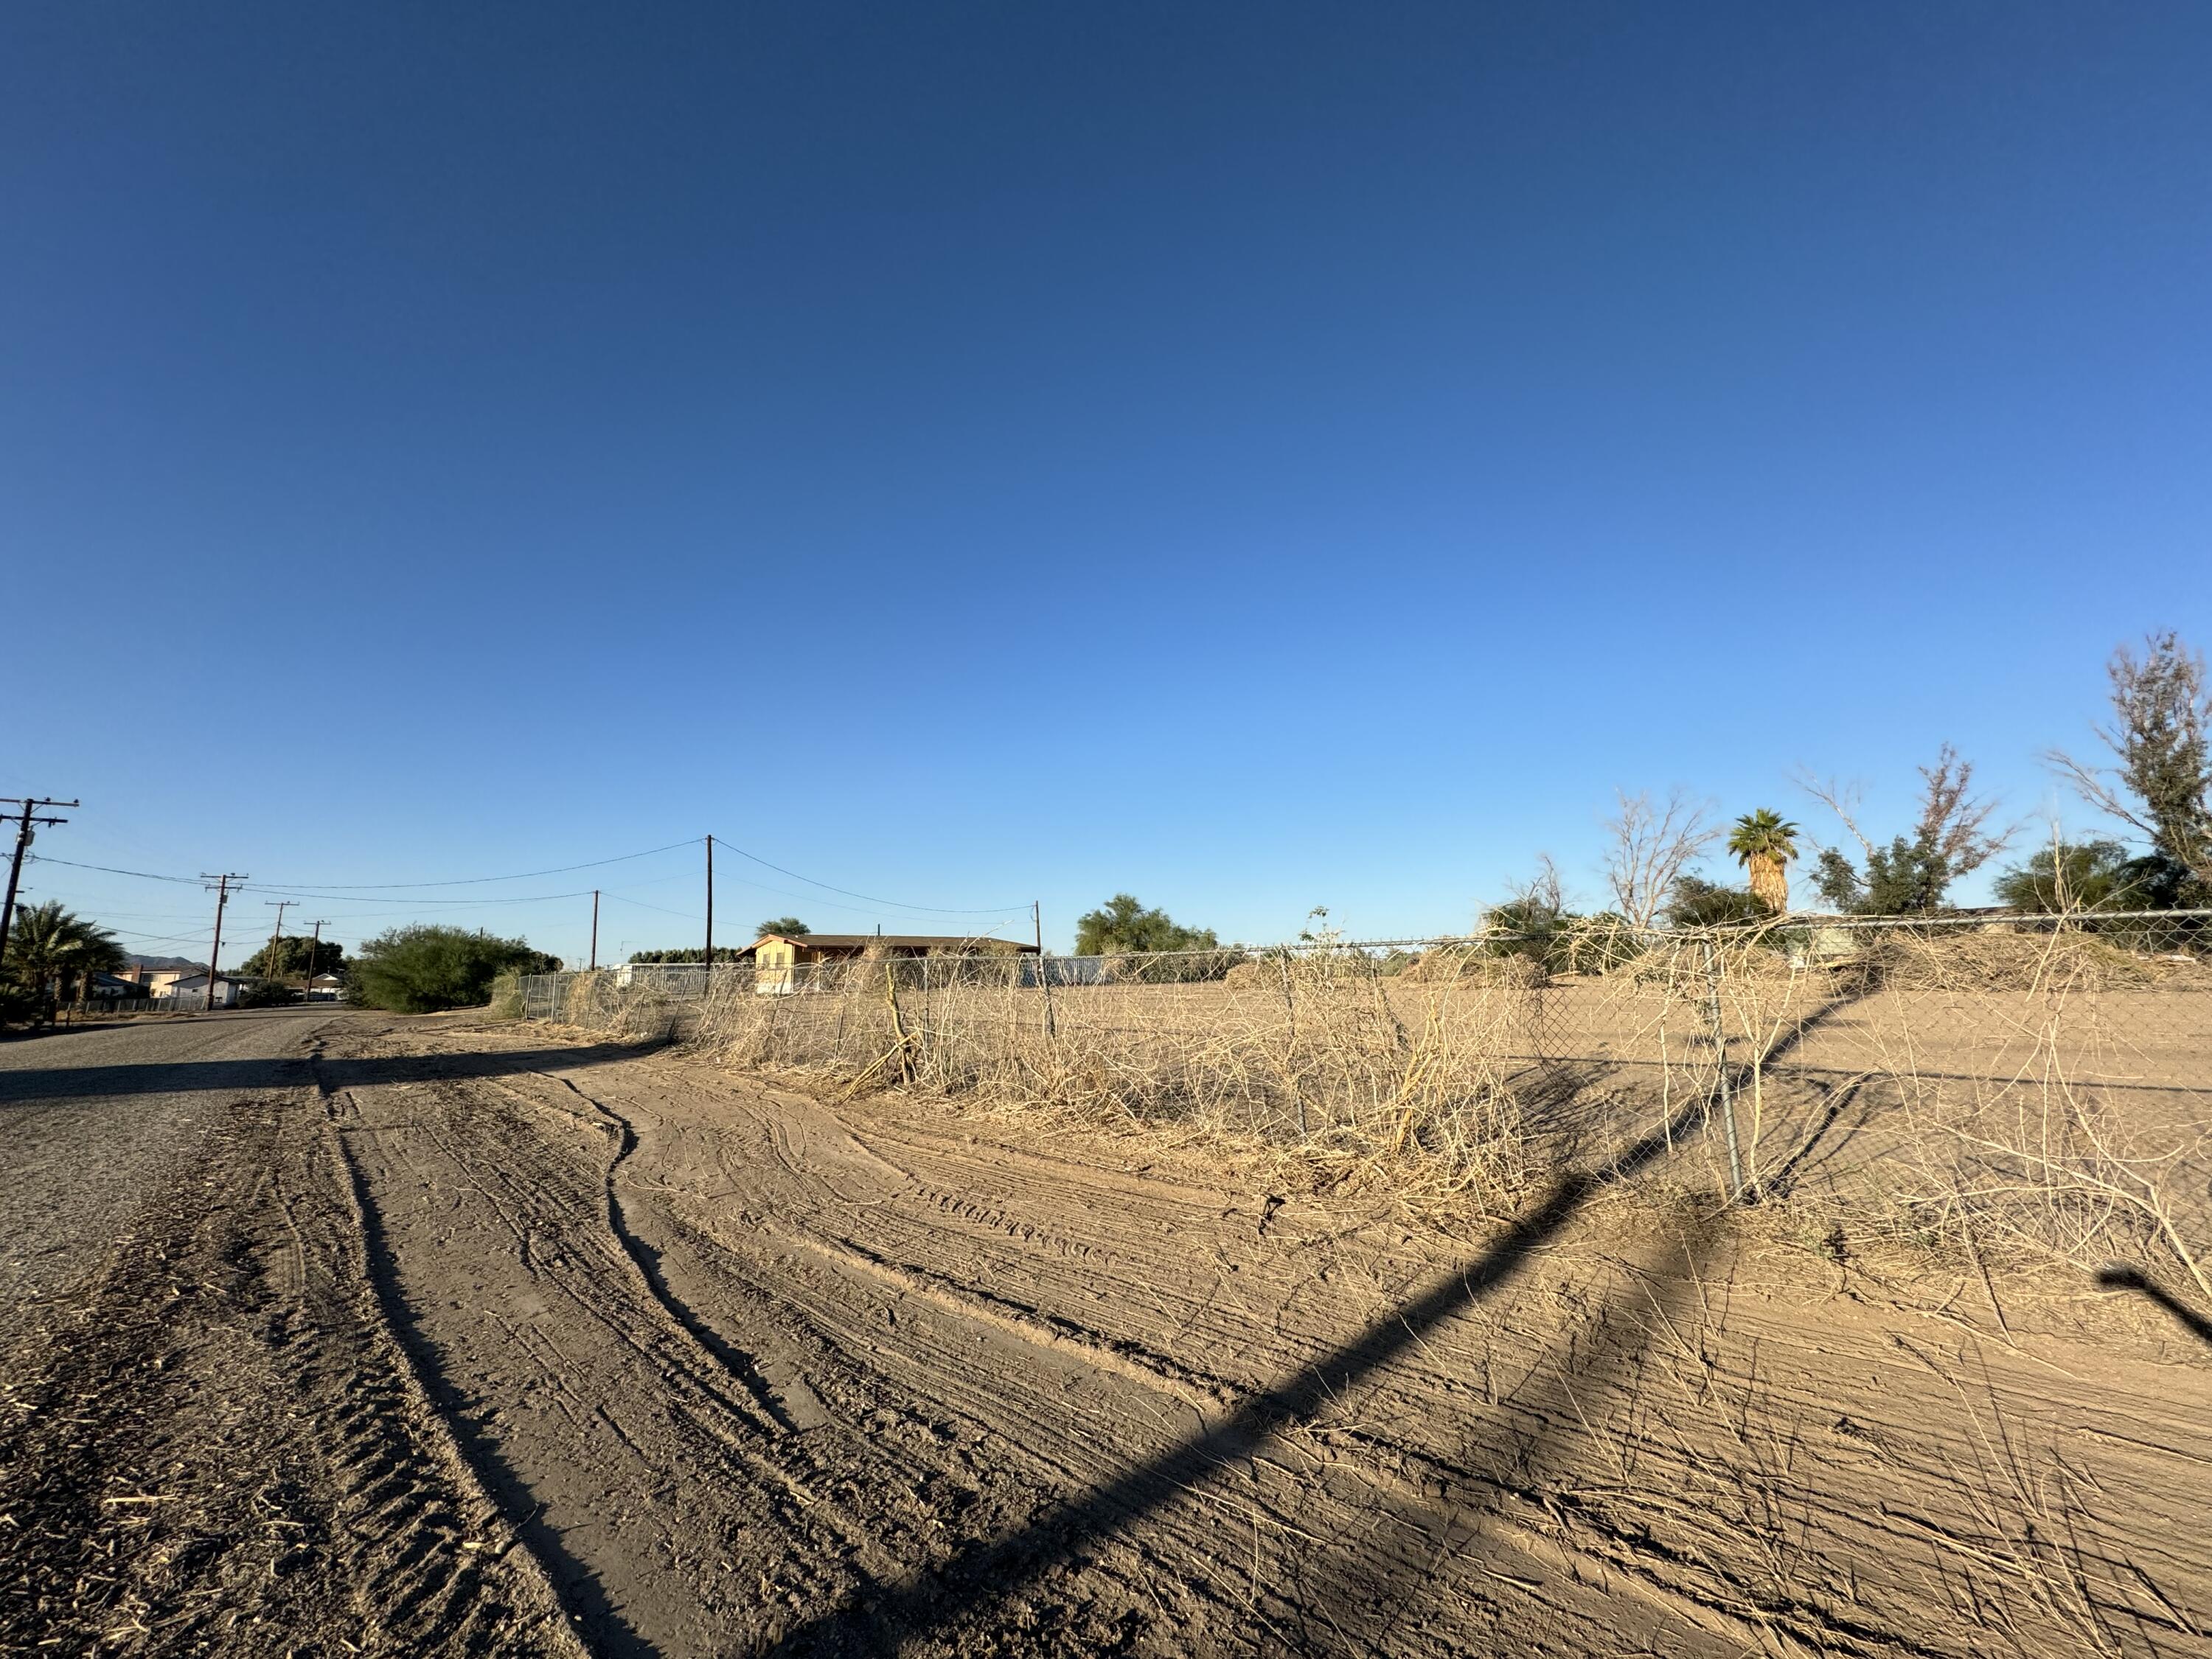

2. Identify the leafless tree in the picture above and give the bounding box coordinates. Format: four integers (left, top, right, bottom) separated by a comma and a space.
1603, 788, 1719, 929
1486, 853, 1567, 931
1797, 771, 1874, 858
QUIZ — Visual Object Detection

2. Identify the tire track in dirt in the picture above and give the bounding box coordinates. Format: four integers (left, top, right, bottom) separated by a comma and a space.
322, 1017, 2212, 1656
436, 1033, 1688, 1653
316, 1074, 608, 1653
422, 1050, 1273, 1649
0, 1048, 587, 1658
324, 1038, 971, 1653
530, 1066, 801, 1433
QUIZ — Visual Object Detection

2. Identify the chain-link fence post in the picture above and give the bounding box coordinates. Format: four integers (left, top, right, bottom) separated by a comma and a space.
1702, 937, 1745, 1198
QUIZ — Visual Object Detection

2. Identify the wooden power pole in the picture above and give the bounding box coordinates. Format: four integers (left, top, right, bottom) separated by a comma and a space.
201, 874, 248, 1011
589, 889, 600, 972
302, 919, 329, 1001
703, 835, 714, 984
262, 900, 293, 995
0, 797, 77, 970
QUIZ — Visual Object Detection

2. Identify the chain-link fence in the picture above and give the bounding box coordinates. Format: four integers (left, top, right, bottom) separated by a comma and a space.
521, 911, 2211, 1290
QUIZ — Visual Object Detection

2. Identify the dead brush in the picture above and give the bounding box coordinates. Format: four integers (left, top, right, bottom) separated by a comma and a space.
542, 917, 2210, 1261
626, 941, 1557, 1202
1815, 925, 2212, 1303
558, 969, 684, 1043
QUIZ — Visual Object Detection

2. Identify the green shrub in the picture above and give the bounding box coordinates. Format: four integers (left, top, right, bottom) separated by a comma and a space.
349, 925, 560, 1014
1665, 876, 1769, 929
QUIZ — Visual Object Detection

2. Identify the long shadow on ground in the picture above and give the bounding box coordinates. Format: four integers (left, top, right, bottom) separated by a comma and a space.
768, 1093, 1715, 1657
2098, 1265, 2212, 1348
0, 1043, 660, 1107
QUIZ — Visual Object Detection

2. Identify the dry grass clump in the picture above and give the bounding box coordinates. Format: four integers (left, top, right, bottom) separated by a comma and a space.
559, 969, 688, 1042
1882, 1062, 2212, 1303
1397, 947, 1549, 987
1855, 927, 2186, 993
574, 949, 1557, 1200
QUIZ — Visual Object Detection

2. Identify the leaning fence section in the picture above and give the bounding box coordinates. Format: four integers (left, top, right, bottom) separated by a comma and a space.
521, 911, 2211, 1290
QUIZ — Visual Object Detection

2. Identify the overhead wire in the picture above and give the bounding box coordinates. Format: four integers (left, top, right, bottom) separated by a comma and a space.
24, 856, 202, 885
252, 838, 705, 889
706, 832, 1027, 917
29, 835, 1027, 945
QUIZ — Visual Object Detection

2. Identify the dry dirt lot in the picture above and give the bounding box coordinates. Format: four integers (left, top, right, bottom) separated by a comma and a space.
4, 1007, 2210, 1655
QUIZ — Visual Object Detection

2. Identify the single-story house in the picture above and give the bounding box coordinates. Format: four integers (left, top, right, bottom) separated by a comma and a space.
306, 972, 345, 1002
749, 933, 1037, 995
154, 971, 261, 1009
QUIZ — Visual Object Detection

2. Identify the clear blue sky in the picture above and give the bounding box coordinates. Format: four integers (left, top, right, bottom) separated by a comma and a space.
4, 2, 2208, 964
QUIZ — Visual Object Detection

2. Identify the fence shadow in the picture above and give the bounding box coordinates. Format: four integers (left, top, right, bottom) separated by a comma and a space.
2096, 1264, 2212, 1347
765, 1092, 1710, 1656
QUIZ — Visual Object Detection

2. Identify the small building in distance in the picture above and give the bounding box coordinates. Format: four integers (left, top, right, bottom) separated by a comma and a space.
748, 933, 1037, 995
150, 970, 261, 1009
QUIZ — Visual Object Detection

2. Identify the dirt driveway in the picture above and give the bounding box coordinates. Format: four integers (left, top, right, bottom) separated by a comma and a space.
4, 1009, 2209, 1655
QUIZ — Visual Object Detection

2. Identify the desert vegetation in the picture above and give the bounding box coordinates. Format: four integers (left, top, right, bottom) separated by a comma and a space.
348, 923, 558, 1014
543, 909, 2208, 1304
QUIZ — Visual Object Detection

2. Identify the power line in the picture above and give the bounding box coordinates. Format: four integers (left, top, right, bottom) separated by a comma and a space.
254, 838, 705, 889
601, 893, 703, 922
30, 833, 1023, 925
242, 885, 601, 907
23, 855, 200, 885
706, 832, 1027, 916
24, 840, 700, 892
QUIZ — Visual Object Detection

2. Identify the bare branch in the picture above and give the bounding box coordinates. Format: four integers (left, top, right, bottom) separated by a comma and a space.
1495, 854, 1565, 924
2041, 743, 2159, 841
1603, 787, 1719, 930
1795, 771, 1875, 857
1915, 742, 2013, 878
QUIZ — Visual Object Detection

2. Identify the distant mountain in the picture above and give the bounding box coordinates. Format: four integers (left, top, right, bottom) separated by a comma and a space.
125, 954, 203, 973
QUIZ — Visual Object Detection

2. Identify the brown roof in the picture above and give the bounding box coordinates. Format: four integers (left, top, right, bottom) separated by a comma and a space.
751, 933, 1037, 953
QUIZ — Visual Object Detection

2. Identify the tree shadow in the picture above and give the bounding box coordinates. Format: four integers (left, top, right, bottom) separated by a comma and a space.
765, 1092, 1714, 1656
2096, 1264, 2212, 1347
0, 1042, 662, 1107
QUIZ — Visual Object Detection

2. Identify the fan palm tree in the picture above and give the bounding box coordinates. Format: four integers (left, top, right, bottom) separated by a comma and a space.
1727, 810, 1800, 914
3, 901, 127, 1015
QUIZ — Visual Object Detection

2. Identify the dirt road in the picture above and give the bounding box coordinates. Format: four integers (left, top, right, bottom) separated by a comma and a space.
5, 1010, 2210, 1655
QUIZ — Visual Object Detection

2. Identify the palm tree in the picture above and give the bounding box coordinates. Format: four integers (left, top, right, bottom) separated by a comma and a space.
1727, 810, 1800, 914
2, 902, 126, 1018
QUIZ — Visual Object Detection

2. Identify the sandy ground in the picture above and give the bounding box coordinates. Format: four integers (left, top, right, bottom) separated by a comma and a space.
4, 1008, 2210, 1656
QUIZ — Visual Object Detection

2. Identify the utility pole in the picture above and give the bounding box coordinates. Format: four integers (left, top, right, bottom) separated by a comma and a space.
0, 797, 78, 969
589, 889, 600, 972
262, 900, 293, 995
302, 919, 329, 1001
1034, 899, 1056, 1037
703, 835, 714, 987
202, 874, 248, 1012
